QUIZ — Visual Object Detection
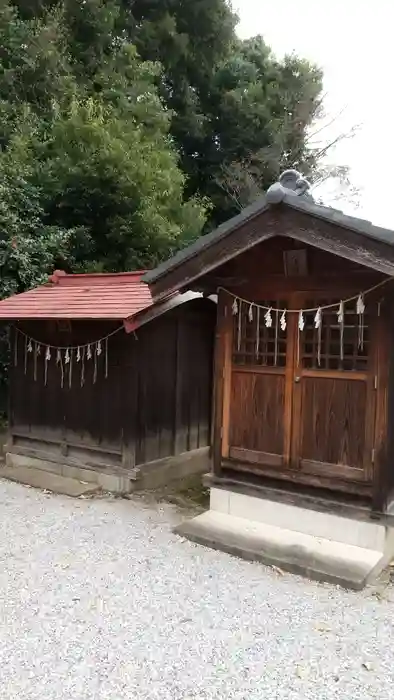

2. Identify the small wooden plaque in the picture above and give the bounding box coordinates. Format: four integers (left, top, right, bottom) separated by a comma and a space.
57, 320, 72, 333
283, 249, 308, 276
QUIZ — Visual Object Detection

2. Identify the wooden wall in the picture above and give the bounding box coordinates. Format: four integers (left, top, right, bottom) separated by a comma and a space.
8, 298, 216, 469
208, 235, 394, 504
200, 235, 386, 298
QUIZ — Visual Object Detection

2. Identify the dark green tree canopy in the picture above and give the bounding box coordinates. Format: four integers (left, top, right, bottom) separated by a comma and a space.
0, 0, 208, 294
0, 0, 325, 297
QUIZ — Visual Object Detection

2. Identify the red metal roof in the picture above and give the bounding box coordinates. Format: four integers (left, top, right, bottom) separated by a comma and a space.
0, 270, 154, 320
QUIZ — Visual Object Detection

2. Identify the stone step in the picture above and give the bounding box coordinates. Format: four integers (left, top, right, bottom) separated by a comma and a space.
175, 510, 388, 590
210, 487, 386, 550
0, 465, 102, 498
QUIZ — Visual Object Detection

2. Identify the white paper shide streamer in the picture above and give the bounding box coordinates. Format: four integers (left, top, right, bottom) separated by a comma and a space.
226, 285, 374, 369
337, 301, 345, 361
264, 308, 272, 328
314, 307, 323, 366
14, 326, 118, 389
356, 293, 365, 349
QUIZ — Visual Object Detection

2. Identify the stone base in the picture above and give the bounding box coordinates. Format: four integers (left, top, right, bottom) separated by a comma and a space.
3, 447, 211, 496
174, 487, 394, 589
0, 463, 101, 497
131, 447, 210, 490
5, 452, 132, 494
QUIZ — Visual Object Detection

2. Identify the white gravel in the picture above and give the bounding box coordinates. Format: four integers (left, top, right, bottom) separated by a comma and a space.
0, 480, 393, 699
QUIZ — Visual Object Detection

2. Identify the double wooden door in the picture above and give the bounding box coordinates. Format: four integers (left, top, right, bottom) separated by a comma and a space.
222, 292, 378, 485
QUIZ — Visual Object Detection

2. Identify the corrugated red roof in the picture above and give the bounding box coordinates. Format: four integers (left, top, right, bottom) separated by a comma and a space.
0, 270, 155, 320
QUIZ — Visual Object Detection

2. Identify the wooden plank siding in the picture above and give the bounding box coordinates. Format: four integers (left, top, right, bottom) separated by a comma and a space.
8, 299, 216, 471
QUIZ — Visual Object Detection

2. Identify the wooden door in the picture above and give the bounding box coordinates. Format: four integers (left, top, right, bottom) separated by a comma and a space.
291, 297, 377, 482
226, 296, 293, 469
219, 290, 378, 487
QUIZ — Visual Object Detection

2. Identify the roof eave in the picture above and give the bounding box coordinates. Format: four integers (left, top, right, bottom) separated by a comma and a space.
142, 194, 270, 285
124, 291, 205, 332
283, 195, 394, 247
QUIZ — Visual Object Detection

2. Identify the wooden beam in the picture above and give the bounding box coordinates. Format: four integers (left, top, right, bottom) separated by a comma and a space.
221, 459, 373, 497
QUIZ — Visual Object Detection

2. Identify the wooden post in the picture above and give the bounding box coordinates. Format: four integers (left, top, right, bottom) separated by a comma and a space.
173, 315, 184, 455
7, 324, 14, 451
372, 297, 391, 511
213, 290, 233, 475
122, 359, 137, 470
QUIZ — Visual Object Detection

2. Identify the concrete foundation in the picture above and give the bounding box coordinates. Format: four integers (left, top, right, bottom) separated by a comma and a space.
3, 446, 210, 496
174, 486, 394, 589
0, 463, 102, 497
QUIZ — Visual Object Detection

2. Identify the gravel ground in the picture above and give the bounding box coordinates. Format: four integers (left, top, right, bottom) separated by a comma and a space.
0, 480, 393, 700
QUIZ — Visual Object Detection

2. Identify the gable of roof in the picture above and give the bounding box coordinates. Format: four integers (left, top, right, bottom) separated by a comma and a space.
143, 194, 394, 298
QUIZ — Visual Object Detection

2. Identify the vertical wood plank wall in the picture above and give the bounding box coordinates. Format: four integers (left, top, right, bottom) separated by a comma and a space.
8, 299, 215, 468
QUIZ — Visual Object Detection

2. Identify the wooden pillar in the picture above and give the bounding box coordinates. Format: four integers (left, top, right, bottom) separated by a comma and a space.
213, 290, 233, 476
122, 347, 138, 470
372, 297, 392, 511
173, 315, 184, 455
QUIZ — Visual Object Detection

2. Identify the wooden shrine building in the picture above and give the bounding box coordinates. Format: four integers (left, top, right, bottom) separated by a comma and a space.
0, 270, 215, 492
144, 171, 394, 588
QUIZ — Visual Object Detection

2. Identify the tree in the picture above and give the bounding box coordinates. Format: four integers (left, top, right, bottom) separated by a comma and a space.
8, 0, 328, 226
111, 6, 325, 224
0, 125, 71, 298
0, 0, 207, 293
37, 93, 207, 271
212, 39, 324, 219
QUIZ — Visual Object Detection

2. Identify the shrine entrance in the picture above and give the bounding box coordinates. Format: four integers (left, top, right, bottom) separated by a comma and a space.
225, 291, 378, 486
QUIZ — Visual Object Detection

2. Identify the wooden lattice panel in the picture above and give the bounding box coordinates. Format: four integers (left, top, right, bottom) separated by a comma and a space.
232, 300, 287, 368
301, 300, 371, 372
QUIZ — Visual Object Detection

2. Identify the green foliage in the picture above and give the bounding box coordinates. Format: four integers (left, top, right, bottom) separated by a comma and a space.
0, 0, 208, 299
38, 96, 207, 270
210, 39, 323, 220
0, 126, 71, 297
115, 4, 324, 224
0, 0, 326, 300
0, 0, 331, 408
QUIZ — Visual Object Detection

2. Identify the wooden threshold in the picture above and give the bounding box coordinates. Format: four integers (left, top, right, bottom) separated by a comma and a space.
300, 458, 368, 483
221, 458, 373, 497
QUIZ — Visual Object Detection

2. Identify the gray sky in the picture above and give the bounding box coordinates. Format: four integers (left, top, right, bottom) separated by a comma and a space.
233, 0, 392, 227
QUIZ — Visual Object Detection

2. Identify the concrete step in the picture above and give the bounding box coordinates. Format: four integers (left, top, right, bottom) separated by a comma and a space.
0, 465, 102, 498
175, 510, 388, 590
210, 487, 386, 550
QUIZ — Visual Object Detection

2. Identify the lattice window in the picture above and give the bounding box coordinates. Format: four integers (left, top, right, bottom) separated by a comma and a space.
232, 300, 287, 367
302, 300, 371, 371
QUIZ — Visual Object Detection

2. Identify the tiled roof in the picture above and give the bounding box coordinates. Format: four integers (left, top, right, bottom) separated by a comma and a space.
0, 270, 154, 320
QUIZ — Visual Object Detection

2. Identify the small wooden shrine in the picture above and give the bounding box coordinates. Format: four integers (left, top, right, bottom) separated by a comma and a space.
0, 270, 215, 492
144, 171, 394, 587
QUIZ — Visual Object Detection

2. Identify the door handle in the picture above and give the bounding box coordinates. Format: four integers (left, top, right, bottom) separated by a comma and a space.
294, 376, 301, 383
